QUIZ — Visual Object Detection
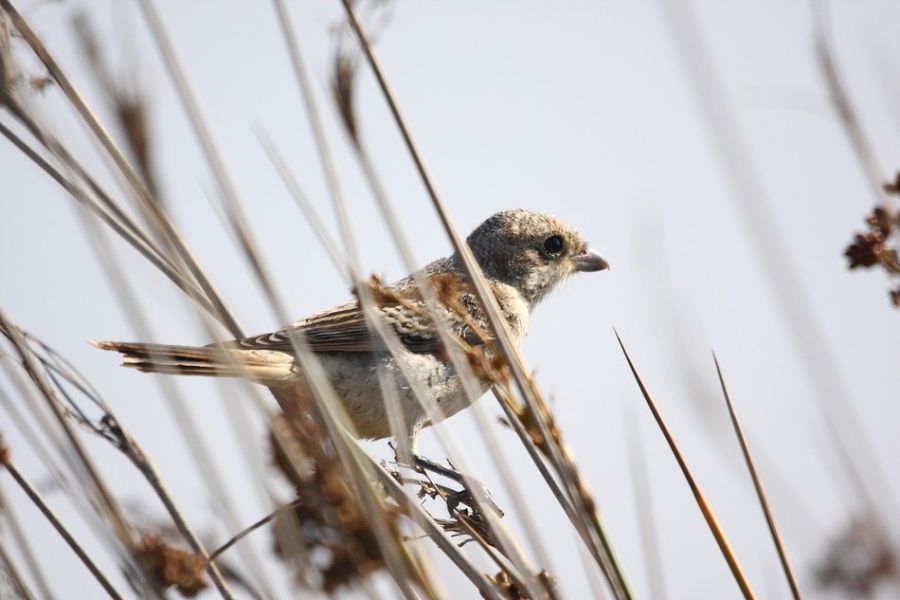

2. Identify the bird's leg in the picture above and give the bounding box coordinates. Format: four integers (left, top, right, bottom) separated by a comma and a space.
406, 424, 465, 482
397, 422, 504, 515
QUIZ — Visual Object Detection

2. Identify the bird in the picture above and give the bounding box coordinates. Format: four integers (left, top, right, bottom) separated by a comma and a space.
93, 209, 608, 453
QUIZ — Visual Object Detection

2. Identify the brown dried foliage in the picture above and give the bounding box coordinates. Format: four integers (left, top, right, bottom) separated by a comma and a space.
816, 514, 898, 597
136, 532, 208, 597
268, 414, 400, 593
487, 569, 557, 600
845, 174, 900, 306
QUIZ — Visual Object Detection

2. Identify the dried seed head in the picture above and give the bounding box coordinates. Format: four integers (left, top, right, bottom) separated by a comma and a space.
267, 415, 401, 592
844, 204, 900, 306
136, 532, 208, 597
816, 515, 898, 596
331, 47, 360, 146
845, 231, 885, 269
883, 172, 900, 195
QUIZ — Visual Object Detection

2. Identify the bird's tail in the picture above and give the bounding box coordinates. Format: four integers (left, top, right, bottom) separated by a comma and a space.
91, 341, 296, 383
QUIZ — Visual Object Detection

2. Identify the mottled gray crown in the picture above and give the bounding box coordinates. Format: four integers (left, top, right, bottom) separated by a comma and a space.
462, 210, 590, 304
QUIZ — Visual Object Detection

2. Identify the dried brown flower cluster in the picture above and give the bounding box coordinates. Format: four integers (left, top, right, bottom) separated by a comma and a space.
269, 414, 400, 593
136, 532, 208, 597
815, 514, 898, 597
844, 175, 900, 306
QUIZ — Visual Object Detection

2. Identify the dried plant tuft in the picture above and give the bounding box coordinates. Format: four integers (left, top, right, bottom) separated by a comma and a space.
816, 514, 898, 597
844, 177, 900, 306
137, 532, 209, 598
331, 46, 359, 147
268, 414, 400, 592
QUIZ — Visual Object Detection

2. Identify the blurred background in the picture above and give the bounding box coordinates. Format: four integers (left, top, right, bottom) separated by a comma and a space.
2, 0, 900, 598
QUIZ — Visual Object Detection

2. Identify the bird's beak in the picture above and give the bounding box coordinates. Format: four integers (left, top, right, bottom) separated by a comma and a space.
572, 247, 609, 272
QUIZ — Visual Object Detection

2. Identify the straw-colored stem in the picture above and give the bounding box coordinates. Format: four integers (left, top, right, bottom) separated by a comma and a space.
78, 207, 278, 600
3, 312, 238, 599
811, 0, 887, 206
0, 116, 213, 316
0, 309, 137, 558
0, 0, 243, 340
615, 331, 755, 599
0, 529, 37, 600
2, 460, 125, 600
0, 481, 54, 599
654, 0, 896, 537
713, 355, 801, 599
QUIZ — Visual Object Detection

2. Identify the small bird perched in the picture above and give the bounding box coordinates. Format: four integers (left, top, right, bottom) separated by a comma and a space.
94, 210, 608, 450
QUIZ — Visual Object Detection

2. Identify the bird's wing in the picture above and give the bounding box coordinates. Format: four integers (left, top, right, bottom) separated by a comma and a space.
234, 273, 490, 354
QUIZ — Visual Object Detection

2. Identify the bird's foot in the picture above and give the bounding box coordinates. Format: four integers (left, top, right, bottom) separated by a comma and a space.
411, 454, 504, 517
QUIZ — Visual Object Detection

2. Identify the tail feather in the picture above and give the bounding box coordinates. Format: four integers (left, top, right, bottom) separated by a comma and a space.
91, 341, 296, 382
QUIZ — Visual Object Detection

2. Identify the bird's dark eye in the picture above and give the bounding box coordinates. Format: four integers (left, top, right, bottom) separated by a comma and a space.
543, 235, 565, 256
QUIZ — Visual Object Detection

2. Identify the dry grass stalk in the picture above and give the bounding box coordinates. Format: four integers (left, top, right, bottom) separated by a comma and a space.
76, 212, 279, 599
0, 1, 239, 339
812, 1, 888, 206
0, 318, 239, 598
713, 355, 802, 599
72, 13, 159, 198
0, 442, 125, 599
0, 4, 492, 596
0, 482, 53, 599
0, 529, 36, 600
615, 331, 756, 599
0, 309, 150, 583
5, 1, 604, 597
655, 0, 898, 564
0, 113, 211, 314
2, 3, 399, 594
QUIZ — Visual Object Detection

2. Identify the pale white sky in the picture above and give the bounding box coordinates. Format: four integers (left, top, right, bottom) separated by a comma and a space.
3, 1, 900, 598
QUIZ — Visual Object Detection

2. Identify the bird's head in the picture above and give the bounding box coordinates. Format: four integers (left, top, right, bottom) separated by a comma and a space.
463, 209, 608, 305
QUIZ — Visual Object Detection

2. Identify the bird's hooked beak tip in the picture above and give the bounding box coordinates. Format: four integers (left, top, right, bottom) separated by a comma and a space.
573, 247, 609, 272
